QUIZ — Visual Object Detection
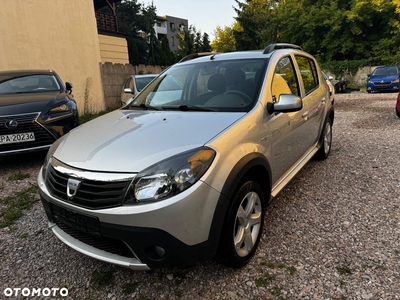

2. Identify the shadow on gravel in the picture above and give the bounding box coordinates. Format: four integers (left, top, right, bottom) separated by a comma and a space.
0, 150, 47, 171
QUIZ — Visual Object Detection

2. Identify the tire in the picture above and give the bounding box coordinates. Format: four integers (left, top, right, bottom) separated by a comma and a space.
396, 107, 400, 118
315, 117, 332, 160
215, 181, 265, 268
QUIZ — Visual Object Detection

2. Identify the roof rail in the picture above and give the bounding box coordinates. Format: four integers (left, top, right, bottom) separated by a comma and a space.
179, 52, 214, 63
263, 43, 302, 54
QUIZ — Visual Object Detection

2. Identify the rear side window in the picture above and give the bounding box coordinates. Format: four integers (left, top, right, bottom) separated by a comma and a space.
295, 56, 319, 94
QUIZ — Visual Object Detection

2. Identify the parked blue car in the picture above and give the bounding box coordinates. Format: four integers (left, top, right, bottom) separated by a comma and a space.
366, 66, 400, 93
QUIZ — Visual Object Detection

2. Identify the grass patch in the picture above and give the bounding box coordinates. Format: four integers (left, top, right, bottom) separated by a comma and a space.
336, 265, 353, 275
332, 295, 348, 300
0, 184, 38, 228
287, 266, 297, 276
277, 262, 286, 269
122, 282, 138, 294
7, 172, 30, 181
255, 271, 275, 287
260, 260, 276, 269
20, 233, 29, 239
136, 295, 151, 300
79, 110, 110, 124
175, 290, 183, 298
91, 270, 114, 288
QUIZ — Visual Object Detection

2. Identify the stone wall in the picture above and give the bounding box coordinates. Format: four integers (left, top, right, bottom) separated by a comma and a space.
100, 63, 163, 109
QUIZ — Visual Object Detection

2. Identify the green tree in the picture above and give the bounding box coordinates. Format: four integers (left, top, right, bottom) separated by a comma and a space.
142, 3, 161, 65
233, 0, 400, 63
116, 0, 148, 65
212, 23, 241, 52
177, 25, 197, 59
201, 33, 212, 52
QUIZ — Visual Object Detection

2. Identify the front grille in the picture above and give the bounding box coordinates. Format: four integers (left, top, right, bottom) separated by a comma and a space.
0, 113, 55, 152
373, 81, 391, 87
46, 165, 131, 209
52, 204, 134, 258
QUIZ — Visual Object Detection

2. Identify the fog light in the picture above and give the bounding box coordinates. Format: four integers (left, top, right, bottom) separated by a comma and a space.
145, 245, 166, 260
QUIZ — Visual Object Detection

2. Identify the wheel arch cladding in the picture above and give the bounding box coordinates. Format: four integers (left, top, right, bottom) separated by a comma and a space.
207, 153, 272, 258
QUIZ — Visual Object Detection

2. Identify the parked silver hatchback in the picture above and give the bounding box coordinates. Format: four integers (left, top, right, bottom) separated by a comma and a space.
38, 44, 334, 270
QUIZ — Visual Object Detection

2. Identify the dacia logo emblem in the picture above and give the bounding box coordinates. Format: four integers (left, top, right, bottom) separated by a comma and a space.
5, 119, 18, 129
67, 178, 81, 200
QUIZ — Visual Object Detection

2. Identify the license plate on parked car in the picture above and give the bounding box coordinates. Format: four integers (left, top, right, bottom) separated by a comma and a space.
0, 132, 35, 144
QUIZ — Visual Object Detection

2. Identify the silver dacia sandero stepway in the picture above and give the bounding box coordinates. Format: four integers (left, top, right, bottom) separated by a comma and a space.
38, 44, 334, 270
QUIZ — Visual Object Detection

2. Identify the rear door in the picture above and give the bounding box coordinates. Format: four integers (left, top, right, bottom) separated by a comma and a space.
294, 55, 326, 148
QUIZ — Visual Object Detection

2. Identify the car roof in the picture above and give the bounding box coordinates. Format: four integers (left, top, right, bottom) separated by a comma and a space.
0, 69, 57, 76
178, 43, 306, 65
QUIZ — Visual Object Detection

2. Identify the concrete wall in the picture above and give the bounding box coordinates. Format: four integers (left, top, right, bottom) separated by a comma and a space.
98, 34, 129, 64
0, 0, 105, 113
101, 63, 163, 109
325, 66, 377, 89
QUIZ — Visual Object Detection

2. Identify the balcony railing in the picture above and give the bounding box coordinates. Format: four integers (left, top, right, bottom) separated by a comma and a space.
95, 12, 118, 33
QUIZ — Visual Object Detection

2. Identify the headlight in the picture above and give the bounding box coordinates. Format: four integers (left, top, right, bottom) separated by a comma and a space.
50, 104, 70, 112
45, 102, 74, 123
391, 79, 399, 83
124, 147, 216, 204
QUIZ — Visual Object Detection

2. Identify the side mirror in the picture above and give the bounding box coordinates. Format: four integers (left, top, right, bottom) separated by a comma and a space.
267, 94, 302, 114
65, 82, 73, 94
367, 74, 371, 77
124, 88, 133, 94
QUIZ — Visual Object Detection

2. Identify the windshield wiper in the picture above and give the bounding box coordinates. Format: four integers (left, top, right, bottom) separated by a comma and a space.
129, 104, 160, 111
162, 104, 216, 112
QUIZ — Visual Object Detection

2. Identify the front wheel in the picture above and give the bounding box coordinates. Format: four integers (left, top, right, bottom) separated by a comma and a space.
215, 181, 265, 268
396, 107, 400, 118
315, 117, 332, 160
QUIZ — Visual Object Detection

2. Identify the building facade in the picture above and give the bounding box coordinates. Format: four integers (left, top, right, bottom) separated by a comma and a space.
154, 15, 189, 52
0, 0, 129, 113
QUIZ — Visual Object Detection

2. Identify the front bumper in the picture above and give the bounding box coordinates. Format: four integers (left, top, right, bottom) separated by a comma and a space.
38, 167, 225, 269
367, 82, 399, 92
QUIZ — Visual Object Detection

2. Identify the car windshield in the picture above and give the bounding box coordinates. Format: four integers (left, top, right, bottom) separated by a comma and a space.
135, 76, 157, 92
373, 67, 399, 76
127, 58, 267, 112
0, 74, 61, 95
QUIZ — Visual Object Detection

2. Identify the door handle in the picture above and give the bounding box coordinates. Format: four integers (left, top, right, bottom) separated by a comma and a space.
302, 111, 309, 120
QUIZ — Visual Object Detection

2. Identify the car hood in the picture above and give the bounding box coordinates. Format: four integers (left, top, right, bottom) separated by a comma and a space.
0, 91, 69, 115
54, 109, 245, 172
369, 74, 398, 82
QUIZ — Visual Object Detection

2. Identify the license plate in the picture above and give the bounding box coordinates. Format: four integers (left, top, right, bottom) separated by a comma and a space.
0, 132, 35, 144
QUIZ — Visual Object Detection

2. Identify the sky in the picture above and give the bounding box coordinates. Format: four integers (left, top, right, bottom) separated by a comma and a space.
147, 0, 237, 40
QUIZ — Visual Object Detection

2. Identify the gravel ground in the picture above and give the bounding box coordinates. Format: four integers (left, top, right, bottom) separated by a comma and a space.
1, 92, 399, 300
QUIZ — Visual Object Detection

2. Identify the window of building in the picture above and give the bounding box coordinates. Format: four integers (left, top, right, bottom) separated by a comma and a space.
170, 22, 175, 30
171, 36, 175, 46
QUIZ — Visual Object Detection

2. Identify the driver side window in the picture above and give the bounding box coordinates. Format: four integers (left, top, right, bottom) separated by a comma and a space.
271, 57, 299, 101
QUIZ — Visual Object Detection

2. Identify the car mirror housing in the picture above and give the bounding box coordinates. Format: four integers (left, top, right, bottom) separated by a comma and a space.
65, 82, 73, 94
124, 88, 132, 94
268, 94, 302, 114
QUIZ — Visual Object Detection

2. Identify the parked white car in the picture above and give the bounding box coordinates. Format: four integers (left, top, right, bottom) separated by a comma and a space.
121, 74, 157, 106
